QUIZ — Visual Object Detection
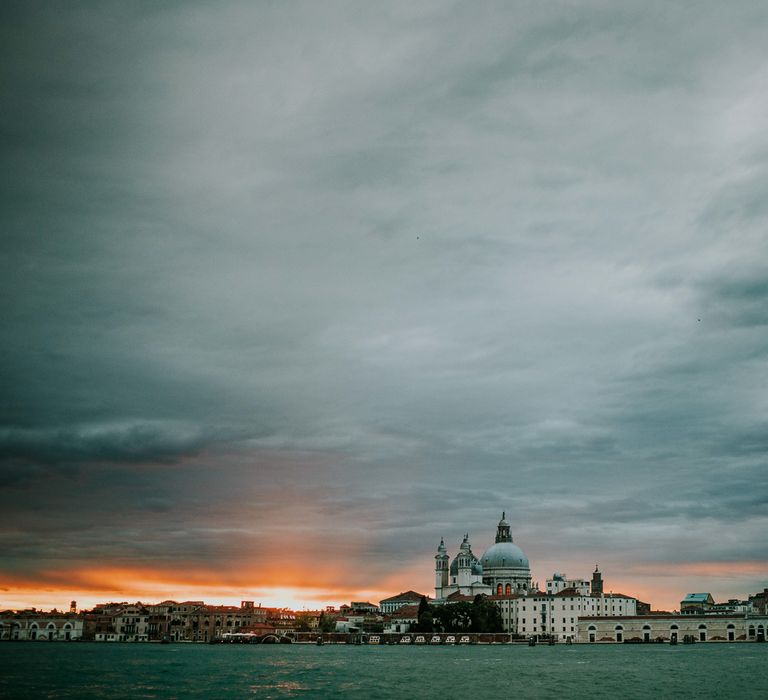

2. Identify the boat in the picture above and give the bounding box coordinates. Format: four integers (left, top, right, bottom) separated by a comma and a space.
430, 635, 442, 644
368, 635, 380, 645
458, 635, 471, 645
414, 635, 426, 644
445, 635, 456, 645
399, 635, 412, 644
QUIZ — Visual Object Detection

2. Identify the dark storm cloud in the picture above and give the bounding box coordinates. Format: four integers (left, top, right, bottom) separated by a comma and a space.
0, 423, 214, 468
1, 1, 767, 603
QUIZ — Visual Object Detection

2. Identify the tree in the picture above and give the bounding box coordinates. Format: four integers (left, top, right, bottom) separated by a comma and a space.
318, 612, 336, 633
295, 613, 315, 632
433, 602, 473, 632
471, 595, 503, 633
414, 597, 434, 633
431, 596, 504, 633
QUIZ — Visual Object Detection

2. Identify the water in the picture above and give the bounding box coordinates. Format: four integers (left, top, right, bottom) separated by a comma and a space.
1, 643, 766, 699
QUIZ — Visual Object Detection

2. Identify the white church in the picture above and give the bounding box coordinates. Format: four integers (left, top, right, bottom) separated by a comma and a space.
433, 513, 639, 639
434, 512, 532, 600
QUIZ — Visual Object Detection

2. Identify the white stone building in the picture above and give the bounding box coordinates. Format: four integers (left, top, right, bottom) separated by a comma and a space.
577, 614, 768, 643
379, 590, 428, 614
547, 572, 590, 596
0, 613, 84, 641
95, 603, 150, 642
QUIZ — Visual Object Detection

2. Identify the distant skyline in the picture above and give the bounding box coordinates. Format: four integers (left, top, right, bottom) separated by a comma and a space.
1, 2, 767, 614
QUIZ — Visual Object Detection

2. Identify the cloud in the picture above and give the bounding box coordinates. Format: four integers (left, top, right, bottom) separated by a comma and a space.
1, 1, 767, 609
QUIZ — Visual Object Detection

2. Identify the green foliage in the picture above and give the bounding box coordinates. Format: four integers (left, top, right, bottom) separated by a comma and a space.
318, 612, 336, 633
414, 595, 434, 633
431, 596, 503, 633
294, 613, 315, 632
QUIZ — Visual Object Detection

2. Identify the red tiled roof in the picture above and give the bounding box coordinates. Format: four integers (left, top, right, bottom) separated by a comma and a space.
554, 588, 582, 597
389, 604, 420, 619
380, 590, 427, 603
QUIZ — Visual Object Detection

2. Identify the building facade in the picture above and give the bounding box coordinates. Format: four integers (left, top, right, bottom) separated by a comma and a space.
380, 590, 428, 614
577, 614, 768, 643
0, 612, 84, 641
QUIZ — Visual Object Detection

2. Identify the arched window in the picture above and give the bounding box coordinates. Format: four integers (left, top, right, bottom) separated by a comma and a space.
698, 624, 707, 642
727, 623, 735, 641
588, 625, 596, 643
505, 583, 512, 596
614, 624, 624, 643
497, 584, 502, 595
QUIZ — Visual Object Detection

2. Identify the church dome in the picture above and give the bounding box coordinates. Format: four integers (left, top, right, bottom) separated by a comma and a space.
449, 556, 483, 576
480, 541, 529, 570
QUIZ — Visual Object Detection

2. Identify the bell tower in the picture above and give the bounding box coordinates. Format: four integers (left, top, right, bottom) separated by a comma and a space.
495, 512, 512, 543
591, 565, 603, 595
434, 538, 449, 598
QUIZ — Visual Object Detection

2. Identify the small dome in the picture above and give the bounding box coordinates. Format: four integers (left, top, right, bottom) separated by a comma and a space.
481, 541, 529, 570
449, 556, 483, 576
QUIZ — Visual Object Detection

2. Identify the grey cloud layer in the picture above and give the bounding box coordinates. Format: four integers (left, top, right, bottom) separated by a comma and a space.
1, 1, 767, 599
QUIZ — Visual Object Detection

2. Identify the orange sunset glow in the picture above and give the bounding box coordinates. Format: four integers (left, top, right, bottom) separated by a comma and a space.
3, 555, 765, 615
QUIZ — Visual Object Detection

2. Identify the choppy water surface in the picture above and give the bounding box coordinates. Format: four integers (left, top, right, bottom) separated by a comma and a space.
2, 643, 766, 699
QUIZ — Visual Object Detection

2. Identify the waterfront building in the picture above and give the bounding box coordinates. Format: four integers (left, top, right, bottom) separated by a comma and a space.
710, 599, 753, 614
680, 592, 715, 614
349, 602, 379, 614
379, 590, 428, 614
432, 514, 637, 640
749, 588, 768, 616
547, 573, 590, 596
577, 613, 768, 643
383, 605, 420, 633
111, 604, 150, 642
0, 611, 84, 640
334, 615, 366, 633
487, 587, 637, 640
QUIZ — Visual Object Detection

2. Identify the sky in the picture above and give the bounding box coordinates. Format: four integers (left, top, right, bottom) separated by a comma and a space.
1, 1, 767, 613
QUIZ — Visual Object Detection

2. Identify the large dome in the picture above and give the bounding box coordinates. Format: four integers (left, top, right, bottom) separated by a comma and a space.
480, 541, 529, 570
